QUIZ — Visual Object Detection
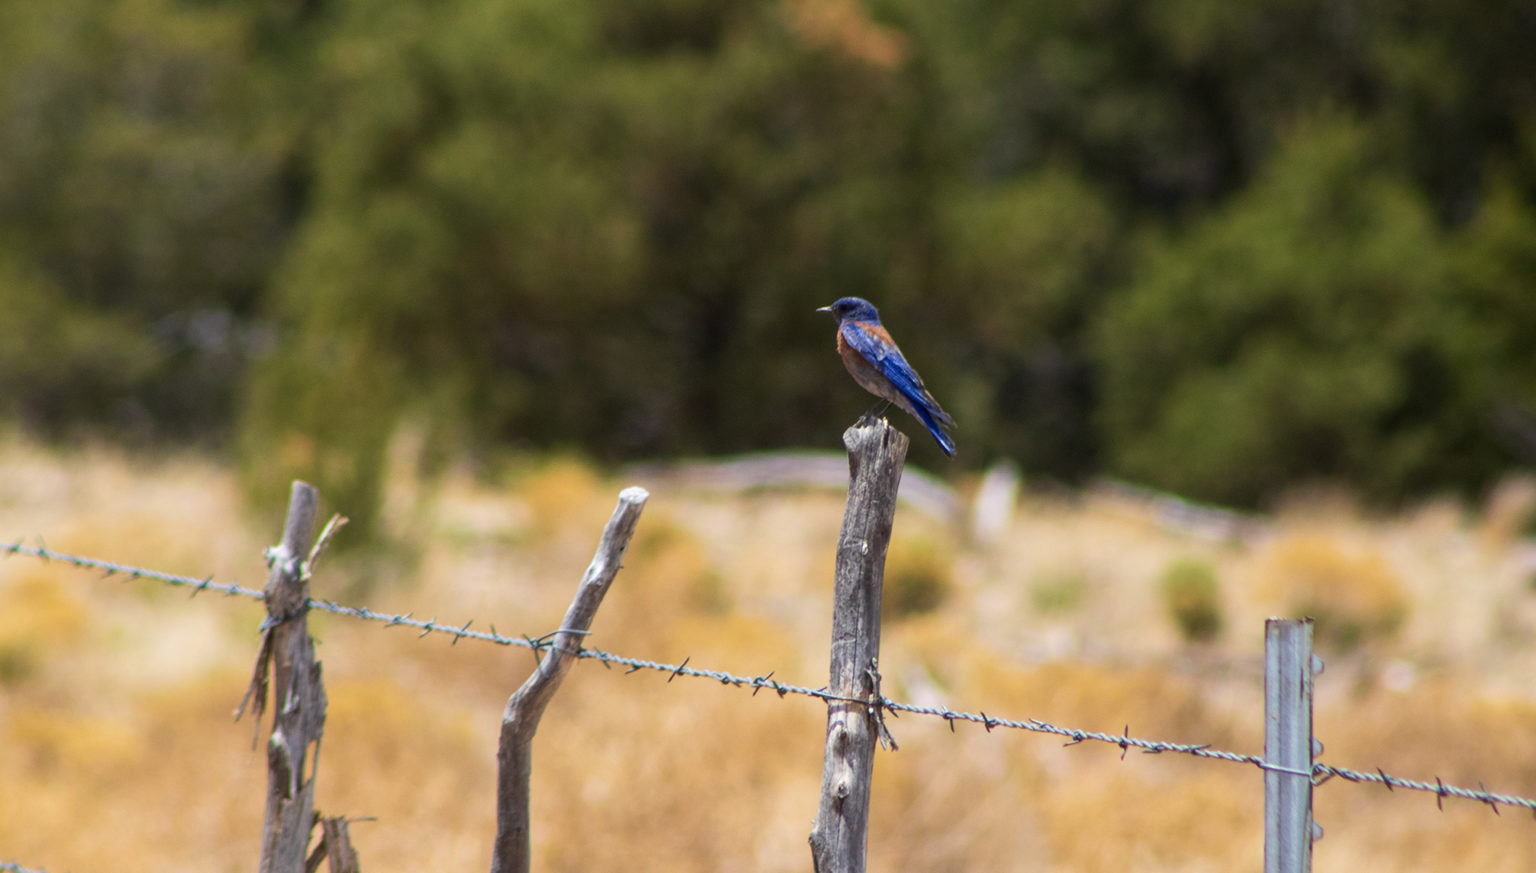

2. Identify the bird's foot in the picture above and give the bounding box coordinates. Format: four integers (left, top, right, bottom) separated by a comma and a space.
854, 410, 889, 427
856, 400, 893, 426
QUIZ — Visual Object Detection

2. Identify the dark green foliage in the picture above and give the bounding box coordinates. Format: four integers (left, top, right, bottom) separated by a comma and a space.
883, 536, 954, 619
0, 0, 291, 443
4, 0, 1536, 532
1094, 118, 1477, 505
1449, 187, 1536, 465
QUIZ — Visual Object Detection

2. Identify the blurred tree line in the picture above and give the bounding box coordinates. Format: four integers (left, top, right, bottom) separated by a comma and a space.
3, 0, 1535, 531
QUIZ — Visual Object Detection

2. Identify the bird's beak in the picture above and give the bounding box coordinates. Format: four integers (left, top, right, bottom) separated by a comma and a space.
816, 305, 832, 313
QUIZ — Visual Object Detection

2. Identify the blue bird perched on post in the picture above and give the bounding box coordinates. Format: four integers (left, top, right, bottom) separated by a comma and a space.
818, 297, 957, 456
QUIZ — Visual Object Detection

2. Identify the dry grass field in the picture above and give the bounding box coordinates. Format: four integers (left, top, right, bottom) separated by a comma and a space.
3, 432, 1536, 872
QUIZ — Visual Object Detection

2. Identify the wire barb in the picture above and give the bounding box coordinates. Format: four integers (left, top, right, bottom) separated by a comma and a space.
1480, 783, 1501, 816
750, 671, 776, 696
865, 660, 898, 752
667, 657, 692, 683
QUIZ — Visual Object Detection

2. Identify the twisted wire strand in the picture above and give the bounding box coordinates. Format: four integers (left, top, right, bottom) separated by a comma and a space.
6, 539, 1534, 816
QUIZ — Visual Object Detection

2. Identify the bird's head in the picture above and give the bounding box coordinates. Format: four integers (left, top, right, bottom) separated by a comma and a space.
816, 297, 881, 324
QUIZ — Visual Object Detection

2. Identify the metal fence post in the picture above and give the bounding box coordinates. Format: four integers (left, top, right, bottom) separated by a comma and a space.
1264, 618, 1316, 873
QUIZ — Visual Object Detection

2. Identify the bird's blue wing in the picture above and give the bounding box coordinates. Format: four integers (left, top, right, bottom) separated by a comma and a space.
841, 322, 930, 405
840, 321, 957, 455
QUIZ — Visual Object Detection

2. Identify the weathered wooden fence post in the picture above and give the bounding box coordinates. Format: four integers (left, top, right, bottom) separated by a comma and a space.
1264, 618, 1318, 873
491, 486, 649, 873
809, 419, 909, 873
236, 481, 332, 873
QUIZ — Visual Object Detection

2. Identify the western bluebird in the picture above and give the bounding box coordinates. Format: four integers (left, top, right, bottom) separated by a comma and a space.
818, 297, 956, 456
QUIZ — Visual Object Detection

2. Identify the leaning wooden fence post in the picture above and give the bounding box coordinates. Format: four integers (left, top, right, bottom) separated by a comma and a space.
491, 486, 649, 873
809, 419, 909, 873
1264, 618, 1317, 873
237, 481, 331, 873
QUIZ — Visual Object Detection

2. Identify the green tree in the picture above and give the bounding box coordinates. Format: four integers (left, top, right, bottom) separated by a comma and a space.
6, 0, 1535, 523
0, 0, 290, 441
1093, 117, 1480, 504
242, 0, 961, 530
1448, 177, 1536, 468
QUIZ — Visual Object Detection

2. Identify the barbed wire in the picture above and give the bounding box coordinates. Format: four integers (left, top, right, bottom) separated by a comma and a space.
6, 538, 1536, 818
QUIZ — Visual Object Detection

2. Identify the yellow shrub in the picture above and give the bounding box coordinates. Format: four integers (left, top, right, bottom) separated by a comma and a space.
623, 515, 727, 615
1255, 533, 1408, 651
1479, 473, 1536, 554
882, 534, 955, 619
1041, 769, 1256, 871
0, 570, 88, 685
5, 706, 143, 778
516, 455, 607, 536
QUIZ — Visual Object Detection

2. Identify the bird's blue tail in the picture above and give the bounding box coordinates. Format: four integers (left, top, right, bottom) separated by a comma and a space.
913, 404, 957, 456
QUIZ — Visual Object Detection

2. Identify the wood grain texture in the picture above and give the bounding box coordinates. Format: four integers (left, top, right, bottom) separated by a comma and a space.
256, 481, 325, 873
809, 419, 908, 873
491, 487, 650, 873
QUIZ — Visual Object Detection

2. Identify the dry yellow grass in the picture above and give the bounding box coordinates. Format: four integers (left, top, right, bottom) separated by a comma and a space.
1251, 532, 1409, 652
2, 435, 1536, 872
